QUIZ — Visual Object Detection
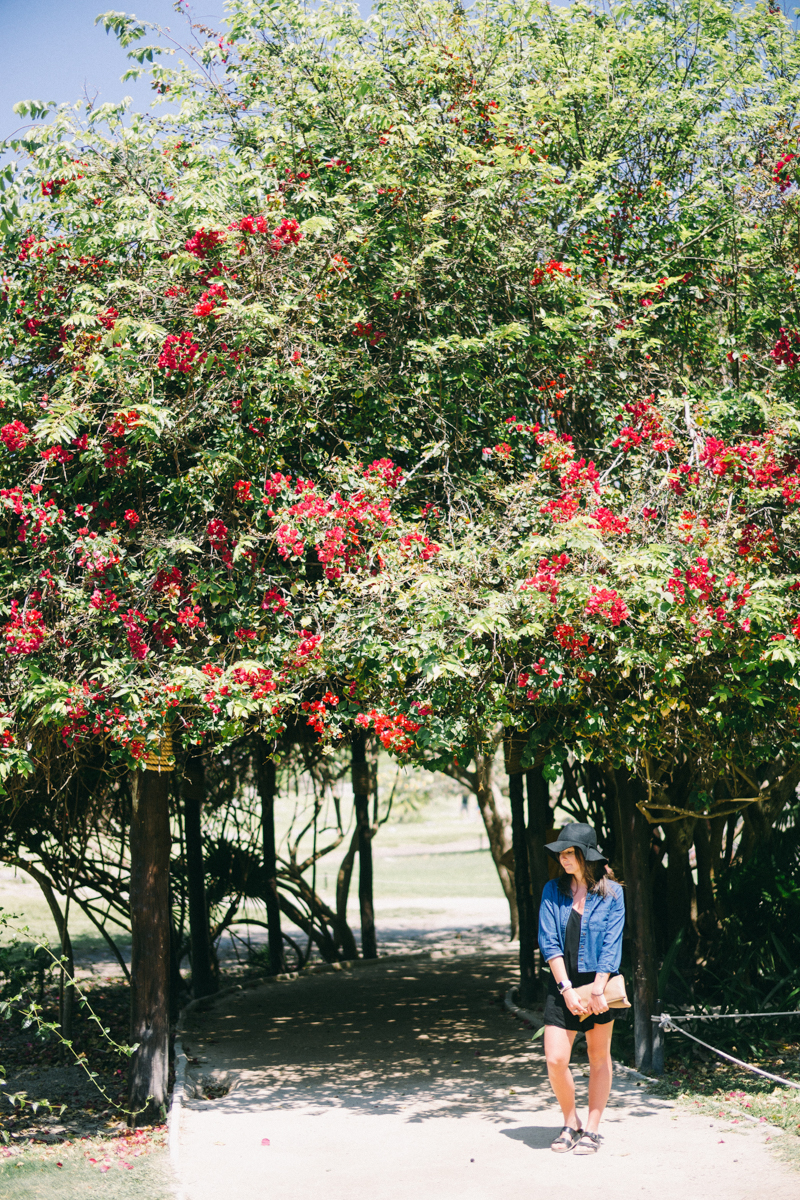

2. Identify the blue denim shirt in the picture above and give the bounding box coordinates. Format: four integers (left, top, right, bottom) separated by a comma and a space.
538, 877, 625, 974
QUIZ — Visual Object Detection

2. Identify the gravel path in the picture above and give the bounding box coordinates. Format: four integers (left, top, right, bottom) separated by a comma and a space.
176, 951, 797, 1200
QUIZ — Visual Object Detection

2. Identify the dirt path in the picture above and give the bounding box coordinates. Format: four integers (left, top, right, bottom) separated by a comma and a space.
176, 952, 796, 1200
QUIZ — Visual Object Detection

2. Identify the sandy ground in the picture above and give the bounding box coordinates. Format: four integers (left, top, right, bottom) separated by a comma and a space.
176, 951, 797, 1200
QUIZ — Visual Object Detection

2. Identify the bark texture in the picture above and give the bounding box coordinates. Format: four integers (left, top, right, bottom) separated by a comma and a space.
128, 768, 171, 1125
352, 731, 377, 959
254, 739, 285, 975
509, 771, 536, 1005
183, 748, 218, 997
613, 766, 658, 1074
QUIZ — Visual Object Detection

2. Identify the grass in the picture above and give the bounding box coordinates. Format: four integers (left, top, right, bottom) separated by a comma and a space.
646, 1045, 800, 1168
0, 1130, 174, 1200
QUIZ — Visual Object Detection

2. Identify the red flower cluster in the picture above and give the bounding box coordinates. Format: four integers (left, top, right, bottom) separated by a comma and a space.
774, 151, 796, 192
193, 283, 228, 317
261, 587, 288, 613
153, 566, 189, 601
521, 553, 570, 602
587, 507, 630, 536
124, 509, 139, 527
355, 709, 421, 754
121, 609, 148, 660
552, 624, 593, 658
178, 605, 205, 629
3, 601, 46, 655
301, 690, 340, 736
364, 458, 403, 488
158, 331, 207, 374
231, 665, 278, 701
277, 523, 306, 561
482, 442, 513, 460
505, 415, 540, 434
207, 519, 233, 568
530, 260, 572, 286
612, 395, 676, 454
107, 410, 139, 438
353, 321, 387, 345
98, 307, 119, 330
1, 421, 30, 453
102, 443, 129, 475
585, 586, 630, 625
185, 227, 227, 259
229, 214, 303, 257
770, 327, 800, 368
398, 531, 440, 562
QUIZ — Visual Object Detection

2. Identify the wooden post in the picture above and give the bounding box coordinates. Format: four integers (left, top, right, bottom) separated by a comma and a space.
614, 765, 658, 1074
183, 748, 218, 998
509, 771, 536, 1006
352, 730, 377, 959
254, 738, 285, 975
128, 764, 172, 1124
526, 767, 552, 986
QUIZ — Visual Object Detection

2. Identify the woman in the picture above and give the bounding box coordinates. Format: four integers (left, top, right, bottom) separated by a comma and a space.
537, 822, 626, 1155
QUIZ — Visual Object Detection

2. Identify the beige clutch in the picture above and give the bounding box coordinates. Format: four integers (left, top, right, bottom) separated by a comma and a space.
573, 975, 631, 1021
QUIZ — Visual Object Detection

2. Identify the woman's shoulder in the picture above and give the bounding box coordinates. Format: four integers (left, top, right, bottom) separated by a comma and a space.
541, 877, 563, 900
603, 879, 624, 902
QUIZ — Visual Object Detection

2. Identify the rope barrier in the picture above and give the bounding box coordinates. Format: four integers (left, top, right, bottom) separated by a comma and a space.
653, 1012, 800, 1090
655, 1010, 800, 1023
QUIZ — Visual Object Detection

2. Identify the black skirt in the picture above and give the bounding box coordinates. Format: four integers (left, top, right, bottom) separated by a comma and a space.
543, 908, 629, 1032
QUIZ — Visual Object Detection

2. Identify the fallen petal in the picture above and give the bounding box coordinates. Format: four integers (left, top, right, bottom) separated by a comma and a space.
261, 1138, 271, 1146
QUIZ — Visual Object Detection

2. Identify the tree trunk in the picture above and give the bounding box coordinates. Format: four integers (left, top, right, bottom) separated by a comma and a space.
663, 818, 696, 945
474, 750, 518, 937
183, 748, 218, 997
693, 818, 720, 941
352, 731, 377, 958
254, 739, 285, 975
128, 768, 171, 1125
613, 765, 658, 1074
525, 768, 551, 907
510, 772, 536, 1005
334, 828, 360, 959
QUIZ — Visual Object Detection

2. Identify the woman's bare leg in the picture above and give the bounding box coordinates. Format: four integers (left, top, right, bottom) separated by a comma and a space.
543, 1026, 580, 1129
584, 1022, 614, 1133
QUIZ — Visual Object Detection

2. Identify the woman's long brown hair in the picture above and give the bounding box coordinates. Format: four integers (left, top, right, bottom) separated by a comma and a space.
557, 847, 618, 899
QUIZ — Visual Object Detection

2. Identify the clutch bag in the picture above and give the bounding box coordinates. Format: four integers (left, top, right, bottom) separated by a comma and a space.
573, 974, 631, 1021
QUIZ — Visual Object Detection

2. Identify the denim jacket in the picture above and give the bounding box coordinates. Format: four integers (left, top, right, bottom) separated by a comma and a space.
537, 877, 625, 974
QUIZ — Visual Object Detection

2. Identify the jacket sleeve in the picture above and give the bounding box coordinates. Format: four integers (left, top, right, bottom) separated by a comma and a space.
537, 880, 563, 963
596, 886, 626, 973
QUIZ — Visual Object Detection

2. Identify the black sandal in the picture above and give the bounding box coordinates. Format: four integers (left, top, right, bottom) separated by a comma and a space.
573, 1131, 602, 1155
550, 1126, 584, 1153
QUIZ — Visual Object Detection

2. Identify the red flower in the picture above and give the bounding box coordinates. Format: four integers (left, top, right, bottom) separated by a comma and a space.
124, 510, 140, 527
1, 421, 30, 453
184, 227, 227, 259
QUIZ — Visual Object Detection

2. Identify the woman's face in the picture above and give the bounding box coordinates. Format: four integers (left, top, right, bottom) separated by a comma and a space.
559, 847, 582, 877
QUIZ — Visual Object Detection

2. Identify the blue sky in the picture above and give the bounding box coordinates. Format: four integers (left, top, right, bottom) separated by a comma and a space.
0, 1, 225, 141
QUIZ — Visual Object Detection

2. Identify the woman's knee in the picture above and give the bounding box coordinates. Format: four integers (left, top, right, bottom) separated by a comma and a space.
545, 1048, 572, 1071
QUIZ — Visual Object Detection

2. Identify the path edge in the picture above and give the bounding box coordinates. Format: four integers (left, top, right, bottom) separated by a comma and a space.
168, 951, 436, 1168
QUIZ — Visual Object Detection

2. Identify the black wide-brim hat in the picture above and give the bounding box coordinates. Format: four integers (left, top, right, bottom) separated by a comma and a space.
545, 822, 606, 863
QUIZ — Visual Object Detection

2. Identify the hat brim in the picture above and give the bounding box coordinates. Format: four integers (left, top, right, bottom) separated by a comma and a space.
545, 839, 606, 863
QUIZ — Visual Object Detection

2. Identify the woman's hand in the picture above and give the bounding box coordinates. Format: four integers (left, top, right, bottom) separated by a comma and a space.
587, 989, 609, 1016
564, 988, 588, 1017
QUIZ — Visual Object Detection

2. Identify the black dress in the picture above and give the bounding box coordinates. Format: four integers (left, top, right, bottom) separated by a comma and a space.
543, 908, 628, 1031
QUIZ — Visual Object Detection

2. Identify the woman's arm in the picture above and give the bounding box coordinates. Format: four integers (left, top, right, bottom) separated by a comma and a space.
596, 888, 626, 974
587, 970, 610, 1015
547, 955, 588, 1016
